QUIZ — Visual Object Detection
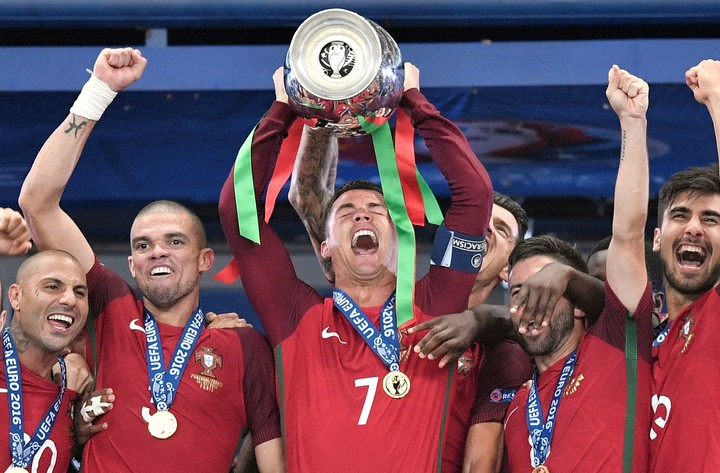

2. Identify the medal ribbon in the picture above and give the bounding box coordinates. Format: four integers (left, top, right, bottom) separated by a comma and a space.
525, 349, 578, 468
333, 289, 400, 371
3, 328, 66, 468
143, 308, 205, 411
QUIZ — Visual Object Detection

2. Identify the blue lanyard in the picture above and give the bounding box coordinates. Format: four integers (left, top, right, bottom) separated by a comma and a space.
652, 320, 671, 347
333, 290, 400, 371
143, 308, 204, 411
525, 349, 577, 467
3, 328, 66, 469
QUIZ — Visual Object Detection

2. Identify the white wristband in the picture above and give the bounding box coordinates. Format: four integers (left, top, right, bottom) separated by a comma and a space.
69, 73, 117, 121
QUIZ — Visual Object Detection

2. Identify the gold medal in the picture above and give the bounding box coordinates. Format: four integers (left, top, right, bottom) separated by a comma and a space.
382, 370, 410, 398
148, 410, 178, 439
7, 468, 29, 473
532, 465, 550, 473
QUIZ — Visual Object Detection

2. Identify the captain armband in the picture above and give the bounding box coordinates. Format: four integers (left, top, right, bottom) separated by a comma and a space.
429, 223, 486, 273
69, 72, 117, 121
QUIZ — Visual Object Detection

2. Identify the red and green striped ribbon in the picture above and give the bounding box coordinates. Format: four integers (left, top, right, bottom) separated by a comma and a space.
360, 117, 416, 326
231, 119, 307, 245
362, 114, 443, 226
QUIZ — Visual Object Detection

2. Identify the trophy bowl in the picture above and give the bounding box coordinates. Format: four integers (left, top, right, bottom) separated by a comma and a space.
284, 8, 404, 137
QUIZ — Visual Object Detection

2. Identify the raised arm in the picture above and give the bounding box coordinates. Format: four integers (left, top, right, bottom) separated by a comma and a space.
401, 63, 492, 235
685, 59, 720, 163
402, 63, 493, 317
0, 208, 31, 327
218, 68, 320, 347
410, 261, 605, 364
19, 48, 147, 272
605, 65, 649, 311
287, 125, 338, 283
0, 208, 32, 256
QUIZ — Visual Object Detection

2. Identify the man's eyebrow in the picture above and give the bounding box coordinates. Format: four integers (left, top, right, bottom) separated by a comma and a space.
165, 232, 189, 240
39, 277, 65, 285
335, 202, 356, 212
131, 236, 150, 245
701, 209, 720, 219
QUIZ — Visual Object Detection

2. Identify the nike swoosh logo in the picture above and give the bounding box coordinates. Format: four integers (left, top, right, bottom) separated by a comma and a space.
129, 318, 146, 333
321, 326, 347, 345
504, 406, 520, 428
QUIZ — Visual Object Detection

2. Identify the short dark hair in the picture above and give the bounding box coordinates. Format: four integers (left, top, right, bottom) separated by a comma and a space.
321, 180, 384, 239
493, 192, 528, 243
134, 200, 207, 248
588, 235, 612, 256
509, 234, 588, 274
657, 164, 720, 225
587, 235, 664, 293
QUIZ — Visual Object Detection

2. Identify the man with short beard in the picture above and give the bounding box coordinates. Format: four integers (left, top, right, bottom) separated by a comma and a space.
503, 66, 653, 472
649, 59, 720, 472
18, 48, 284, 472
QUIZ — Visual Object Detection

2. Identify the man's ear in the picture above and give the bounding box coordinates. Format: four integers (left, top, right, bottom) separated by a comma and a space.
198, 248, 215, 273
499, 264, 510, 283
8, 283, 21, 311
128, 256, 135, 278
320, 240, 331, 260
652, 227, 661, 252
653, 291, 665, 315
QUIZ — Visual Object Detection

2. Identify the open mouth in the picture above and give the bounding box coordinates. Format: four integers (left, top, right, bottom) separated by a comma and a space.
351, 229, 378, 254
150, 266, 173, 276
47, 314, 74, 330
676, 243, 707, 270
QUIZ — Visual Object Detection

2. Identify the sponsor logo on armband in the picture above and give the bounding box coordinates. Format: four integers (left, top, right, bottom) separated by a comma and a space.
489, 388, 517, 403
451, 236, 487, 254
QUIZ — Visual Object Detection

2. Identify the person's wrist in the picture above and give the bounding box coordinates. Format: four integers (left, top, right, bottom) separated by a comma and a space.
69, 73, 117, 121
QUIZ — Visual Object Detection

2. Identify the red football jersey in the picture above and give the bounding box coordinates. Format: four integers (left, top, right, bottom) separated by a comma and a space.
81, 261, 280, 471
0, 363, 76, 473
650, 286, 720, 472
504, 284, 653, 473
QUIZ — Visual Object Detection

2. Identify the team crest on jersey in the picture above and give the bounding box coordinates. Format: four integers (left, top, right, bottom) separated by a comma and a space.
457, 352, 474, 375
191, 346, 224, 392
563, 373, 584, 396
679, 315, 695, 353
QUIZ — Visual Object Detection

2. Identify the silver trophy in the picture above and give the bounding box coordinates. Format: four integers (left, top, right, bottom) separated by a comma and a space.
284, 8, 404, 137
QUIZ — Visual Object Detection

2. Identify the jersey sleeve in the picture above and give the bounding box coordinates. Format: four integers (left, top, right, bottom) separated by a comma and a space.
85, 256, 141, 362
589, 281, 653, 361
219, 102, 322, 347
237, 328, 282, 446
471, 341, 532, 424
401, 89, 493, 316
86, 256, 140, 315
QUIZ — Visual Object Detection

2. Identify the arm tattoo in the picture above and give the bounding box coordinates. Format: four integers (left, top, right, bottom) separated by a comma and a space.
65, 114, 88, 138
620, 129, 627, 161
